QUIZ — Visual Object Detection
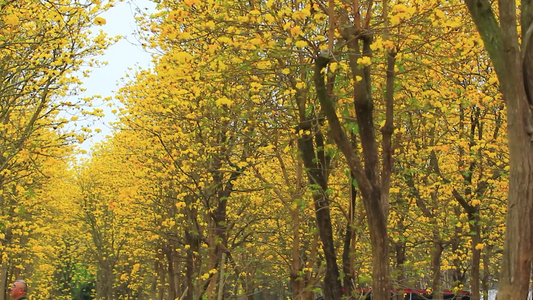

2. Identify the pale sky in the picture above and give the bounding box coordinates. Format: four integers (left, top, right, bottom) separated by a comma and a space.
79, 0, 157, 153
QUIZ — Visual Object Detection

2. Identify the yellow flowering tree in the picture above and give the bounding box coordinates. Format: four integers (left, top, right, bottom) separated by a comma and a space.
74, 140, 152, 300
0, 0, 115, 295
126, 0, 511, 299
25, 153, 94, 299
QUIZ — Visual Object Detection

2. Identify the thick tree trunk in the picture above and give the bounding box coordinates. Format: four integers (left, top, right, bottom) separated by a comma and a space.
464, 1, 533, 298
206, 198, 228, 300
431, 239, 444, 300
97, 261, 114, 300
365, 189, 391, 300
497, 96, 533, 300
496, 1, 533, 298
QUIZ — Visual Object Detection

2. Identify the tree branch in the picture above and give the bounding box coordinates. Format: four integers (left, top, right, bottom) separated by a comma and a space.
464, 0, 504, 77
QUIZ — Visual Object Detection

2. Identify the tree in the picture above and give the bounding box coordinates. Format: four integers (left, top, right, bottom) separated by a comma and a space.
28, 154, 96, 299
463, 0, 533, 298
116, 38, 282, 297
75, 142, 150, 300
0, 0, 114, 295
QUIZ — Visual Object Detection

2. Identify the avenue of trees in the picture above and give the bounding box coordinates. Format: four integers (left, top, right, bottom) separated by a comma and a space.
0, 0, 531, 300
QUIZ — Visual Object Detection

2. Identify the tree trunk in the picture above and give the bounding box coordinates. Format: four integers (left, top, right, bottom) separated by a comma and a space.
206, 165, 238, 300
314, 1, 396, 298
216, 252, 226, 300
185, 230, 198, 300
314, 50, 391, 299
365, 190, 391, 300
314, 199, 340, 300
469, 214, 481, 300
463, 2, 533, 298
153, 253, 165, 300
431, 239, 444, 300
452, 221, 466, 290
165, 246, 177, 300
290, 204, 304, 300
295, 66, 342, 299
297, 130, 343, 300
289, 159, 305, 299
394, 240, 406, 300
97, 261, 114, 300
342, 182, 357, 297
306, 232, 320, 300
481, 246, 491, 300
0, 260, 7, 300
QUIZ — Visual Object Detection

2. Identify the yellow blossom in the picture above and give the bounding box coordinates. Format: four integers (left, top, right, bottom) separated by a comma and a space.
205, 20, 215, 30
263, 14, 275, 24
216, 97, 233, 106
256, 60, 272, 69
290, 25, 302, 36
295, 40, 307, 48
357, 56, 372, 66
384, 40, 395, 51
94, 16, 106, 25
4, 15, 19, 26
329, 62, 338, 73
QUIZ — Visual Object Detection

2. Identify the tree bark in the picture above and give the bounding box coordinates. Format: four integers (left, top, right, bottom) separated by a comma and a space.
206, 153, 240, 300
0, 260, 7, 300
394, 240, 406, 300
165, 246, 177, 300
464, 1, 533, 299
297, 128, 343, 300
313, 1, 396, 297
290, 161, 306, 300
481, 246, 492, 300
185, 230, 199, 300
97, 260, 114, 300
290, 201, 304, 300
295, 60, 342, 299
342, 183, 357, 298
315, 51, 391, 299
431, 239, 444, 300
469, 214, 482, 300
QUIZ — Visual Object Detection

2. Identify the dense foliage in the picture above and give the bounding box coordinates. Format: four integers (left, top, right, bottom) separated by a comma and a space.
1, 0, 526, 299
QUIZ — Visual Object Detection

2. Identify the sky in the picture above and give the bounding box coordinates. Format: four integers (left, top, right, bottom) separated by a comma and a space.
78, 0, 157, 153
